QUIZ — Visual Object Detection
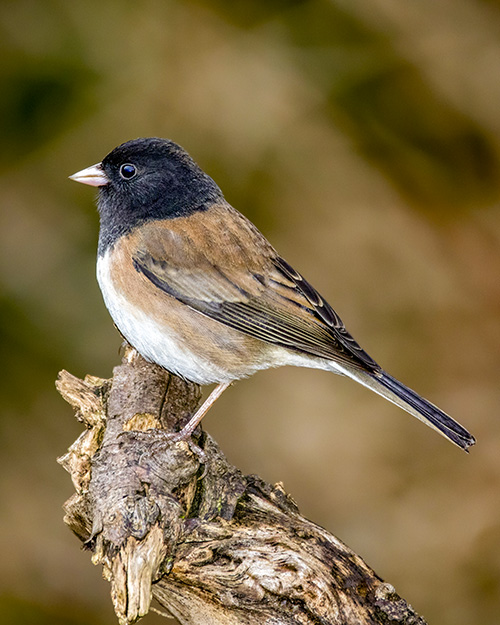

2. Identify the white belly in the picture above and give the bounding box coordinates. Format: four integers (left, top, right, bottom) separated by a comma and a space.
97, 251, 240, 384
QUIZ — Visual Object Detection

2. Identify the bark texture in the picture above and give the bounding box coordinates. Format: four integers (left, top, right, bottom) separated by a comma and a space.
56, 344, 427, 625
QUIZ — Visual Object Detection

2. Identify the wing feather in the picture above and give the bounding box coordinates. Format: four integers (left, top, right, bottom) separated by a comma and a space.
132, 217, 379, 372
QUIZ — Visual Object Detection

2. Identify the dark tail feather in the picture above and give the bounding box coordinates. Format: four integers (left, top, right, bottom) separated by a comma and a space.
344, 368, 476, 451
377, 371, 475, 451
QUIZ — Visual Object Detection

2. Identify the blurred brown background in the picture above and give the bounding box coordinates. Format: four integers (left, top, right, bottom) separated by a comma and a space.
1, 1, 499, 623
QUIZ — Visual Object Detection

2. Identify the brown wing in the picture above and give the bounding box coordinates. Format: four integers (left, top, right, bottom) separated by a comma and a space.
132, 205, 380, 372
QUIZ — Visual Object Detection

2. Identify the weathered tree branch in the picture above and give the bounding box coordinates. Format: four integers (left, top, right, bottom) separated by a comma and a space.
56, 344, 426, 625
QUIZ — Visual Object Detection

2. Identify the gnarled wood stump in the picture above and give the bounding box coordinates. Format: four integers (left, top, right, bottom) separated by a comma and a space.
56, 344, 426, 625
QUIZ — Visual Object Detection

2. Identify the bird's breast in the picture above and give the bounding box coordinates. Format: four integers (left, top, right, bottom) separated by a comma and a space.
96, 235, 283, 384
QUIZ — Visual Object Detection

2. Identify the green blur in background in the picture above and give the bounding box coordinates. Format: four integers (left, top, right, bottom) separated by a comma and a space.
1, 1, 499, 623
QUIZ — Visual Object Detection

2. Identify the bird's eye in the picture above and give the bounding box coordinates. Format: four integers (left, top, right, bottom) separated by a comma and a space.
119, 163, 137, 180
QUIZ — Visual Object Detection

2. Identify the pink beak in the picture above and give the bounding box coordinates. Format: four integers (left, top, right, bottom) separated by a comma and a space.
69, 163, 109, 187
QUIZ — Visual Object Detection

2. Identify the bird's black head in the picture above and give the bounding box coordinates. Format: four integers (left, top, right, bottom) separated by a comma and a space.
80, 138, 225, 254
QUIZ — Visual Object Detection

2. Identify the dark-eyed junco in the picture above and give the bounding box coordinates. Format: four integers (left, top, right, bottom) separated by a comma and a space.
70, 137, 475, 450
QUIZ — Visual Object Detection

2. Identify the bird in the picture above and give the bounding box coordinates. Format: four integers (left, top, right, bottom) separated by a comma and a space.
70, 137, 475, 451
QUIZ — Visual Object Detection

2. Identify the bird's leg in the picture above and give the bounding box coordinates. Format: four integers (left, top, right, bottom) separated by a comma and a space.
169, 381, 232, 442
